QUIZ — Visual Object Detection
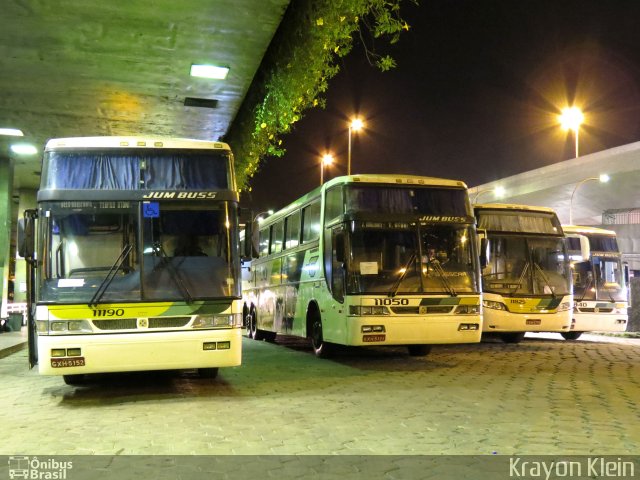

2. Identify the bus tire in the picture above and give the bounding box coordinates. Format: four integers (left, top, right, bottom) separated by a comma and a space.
63, 374, 86, 386
198, 368, 219, 379
408, 345, 432, 356
501, 332, 525, 344
310, 316, 332, 358
245, 308, 255, 339
561, 331, 583, 341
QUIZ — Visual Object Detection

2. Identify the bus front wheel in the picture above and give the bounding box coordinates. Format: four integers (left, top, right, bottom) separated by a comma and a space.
408, 345, 432, 356
198, 368, 219, 379
501, 332, 525, 344
63, 374, 86, 386
561, 331, 583, 341
310, 317, 332, 358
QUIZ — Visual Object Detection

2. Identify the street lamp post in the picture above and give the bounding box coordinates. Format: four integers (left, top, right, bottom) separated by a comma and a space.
568, 174, 609, 225
347, 118, 364, 175
321, 153, 333, 185
559, 107, 584, 158
472, 186, 506, 204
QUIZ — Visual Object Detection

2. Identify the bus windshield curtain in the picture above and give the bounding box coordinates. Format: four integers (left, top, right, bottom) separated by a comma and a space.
347, 187, 468, 216
477, 213, 559, 234
45, 153, 139, 189
143, 155, 228, 189
44, 152, 228, 190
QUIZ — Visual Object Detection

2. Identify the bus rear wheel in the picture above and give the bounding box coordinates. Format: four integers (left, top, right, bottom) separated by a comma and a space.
407, 345, 432, 356
247, 308, 265, 340
501, 332, 525, 344
561, 331, 583, 341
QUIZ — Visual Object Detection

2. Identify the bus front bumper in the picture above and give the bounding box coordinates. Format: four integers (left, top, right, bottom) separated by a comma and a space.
36, 328, 242, 376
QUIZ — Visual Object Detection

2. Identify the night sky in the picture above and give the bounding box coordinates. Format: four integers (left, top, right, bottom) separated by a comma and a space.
242, 0, 640, 213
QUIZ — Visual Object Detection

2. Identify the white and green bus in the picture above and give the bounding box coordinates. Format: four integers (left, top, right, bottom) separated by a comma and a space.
19, 137, 243, 384
243, 174, 483, 357
562, 225, 629, 339
475, 203, 573, 343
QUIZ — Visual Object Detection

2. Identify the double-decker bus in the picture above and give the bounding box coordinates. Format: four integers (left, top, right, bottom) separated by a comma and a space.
242, 174, 482, 357
562, 225, 629, 339
19, 137, 242, 384
474, 203, 573, 343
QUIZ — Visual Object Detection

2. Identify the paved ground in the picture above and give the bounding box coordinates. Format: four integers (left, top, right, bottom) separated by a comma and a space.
1, 331, 639, 459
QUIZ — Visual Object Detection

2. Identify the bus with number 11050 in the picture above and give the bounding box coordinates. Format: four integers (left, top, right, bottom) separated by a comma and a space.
242, 174, 483, 357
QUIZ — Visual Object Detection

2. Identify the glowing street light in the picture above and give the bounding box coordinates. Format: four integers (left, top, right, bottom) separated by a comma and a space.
569, 174, 609, 224
254, 210, 274, 223
321, 153, 334, 185
559, 106, 584, 158
473, 186, 506, 203
347, 117, 364, 175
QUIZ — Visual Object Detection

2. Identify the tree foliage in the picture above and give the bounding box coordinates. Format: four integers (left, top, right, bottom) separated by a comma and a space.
225, 0, 417, 190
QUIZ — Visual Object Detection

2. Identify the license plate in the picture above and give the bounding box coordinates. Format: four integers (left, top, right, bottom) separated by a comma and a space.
51, 357, 85, 368
526, 319, 541, 325
363, 334, 386, 342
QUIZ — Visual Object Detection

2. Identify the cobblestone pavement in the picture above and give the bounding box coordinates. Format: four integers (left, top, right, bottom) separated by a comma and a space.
1, 333, 639, 456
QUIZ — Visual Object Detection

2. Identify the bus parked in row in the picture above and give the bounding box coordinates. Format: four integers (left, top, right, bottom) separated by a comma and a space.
562, 225, 629, 339
474, 204, 574, 343
19, 137, 243, 384
242, 174, 483, 357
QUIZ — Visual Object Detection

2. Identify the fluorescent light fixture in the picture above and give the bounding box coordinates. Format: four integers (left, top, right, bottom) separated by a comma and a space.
0, 128, 24, 136
10, 143, 38, 155
190, 64, 229, 79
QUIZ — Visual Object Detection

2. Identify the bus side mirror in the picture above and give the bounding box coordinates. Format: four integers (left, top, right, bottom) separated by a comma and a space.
624, 263, 630, 285
477, 230, 489, 269
579, 236, 590, 262
18, 210, 36, 259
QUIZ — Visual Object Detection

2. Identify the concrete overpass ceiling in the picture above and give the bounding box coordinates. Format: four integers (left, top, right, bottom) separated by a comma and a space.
0, 0, 291, 189
470, 141, 640, 226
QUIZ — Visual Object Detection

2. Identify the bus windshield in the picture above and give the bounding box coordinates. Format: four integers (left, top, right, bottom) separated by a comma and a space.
346, 223, 479, 295
482, 236, 571, 296
38, 200, 239, 304
572, 256, 626, 302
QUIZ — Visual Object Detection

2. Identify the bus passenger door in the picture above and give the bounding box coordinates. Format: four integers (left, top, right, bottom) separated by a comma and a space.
330, 227, 346, 303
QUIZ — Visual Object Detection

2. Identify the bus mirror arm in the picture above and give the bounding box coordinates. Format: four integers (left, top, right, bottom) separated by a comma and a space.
477, 230, 489, 269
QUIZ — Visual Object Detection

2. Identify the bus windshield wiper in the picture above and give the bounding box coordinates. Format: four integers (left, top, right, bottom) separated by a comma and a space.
89, 244, 132, 308
532, 262, 557, 299
389, 251, 417, 298
153, 242, 194, 303
427, 259, 457, 296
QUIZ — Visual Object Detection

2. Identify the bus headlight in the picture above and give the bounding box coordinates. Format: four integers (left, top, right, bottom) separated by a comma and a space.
454, 305, 480, 315
49, 320, 92, 334
483, 300, 506, 311
349, 306, 389, 316
192, 314, 242, 328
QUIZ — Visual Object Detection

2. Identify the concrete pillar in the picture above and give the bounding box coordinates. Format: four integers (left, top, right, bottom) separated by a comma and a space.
0, 156, 14, 319
13, 189, 37, 303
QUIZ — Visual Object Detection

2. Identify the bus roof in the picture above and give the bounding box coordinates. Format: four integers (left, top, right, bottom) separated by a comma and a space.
562, 224, 617, 236
323, 174, 468, 190
44, 136, 231, 151
258, 174, 471, 226
474, 203, 559, 215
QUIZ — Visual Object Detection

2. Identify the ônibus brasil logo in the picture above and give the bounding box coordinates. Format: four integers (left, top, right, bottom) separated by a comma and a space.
8, 456, 72, 479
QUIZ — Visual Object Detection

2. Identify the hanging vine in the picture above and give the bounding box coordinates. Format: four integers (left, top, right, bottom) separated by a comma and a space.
225, 0, 417, 190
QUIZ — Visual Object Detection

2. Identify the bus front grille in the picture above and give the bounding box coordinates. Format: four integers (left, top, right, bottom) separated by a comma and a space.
92, 317, 191, 330
93, 319, 138, 330
577, 307, 614, 313
148, 317, 191, 328
391, 306, 455, 315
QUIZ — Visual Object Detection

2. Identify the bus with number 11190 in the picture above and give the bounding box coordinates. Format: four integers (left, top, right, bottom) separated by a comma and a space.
242, 174, 483, 357
19, 136, 243, 384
